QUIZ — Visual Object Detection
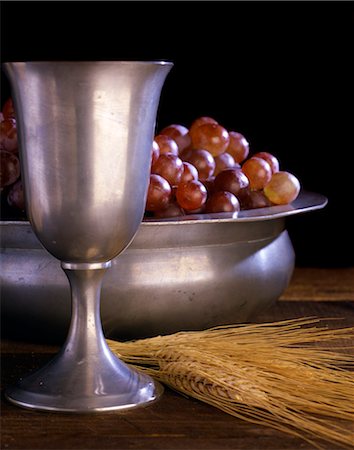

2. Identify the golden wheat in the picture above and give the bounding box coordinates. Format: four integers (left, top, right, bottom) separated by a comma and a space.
107, 318, 354, 449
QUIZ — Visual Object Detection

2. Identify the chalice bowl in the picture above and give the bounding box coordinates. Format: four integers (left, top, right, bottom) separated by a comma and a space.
3, 60, 173, 412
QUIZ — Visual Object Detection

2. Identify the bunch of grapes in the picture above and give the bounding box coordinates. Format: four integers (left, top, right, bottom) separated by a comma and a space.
0, 98, 25, 214
146, 116, 300, 218
0, 97, 300, 221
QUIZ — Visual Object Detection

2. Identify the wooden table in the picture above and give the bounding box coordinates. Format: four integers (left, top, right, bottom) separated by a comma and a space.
1, 268, 353, 450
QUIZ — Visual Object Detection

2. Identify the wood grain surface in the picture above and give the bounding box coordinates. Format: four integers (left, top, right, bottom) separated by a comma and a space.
1, 269, 353, 450
280, 267, 354, 301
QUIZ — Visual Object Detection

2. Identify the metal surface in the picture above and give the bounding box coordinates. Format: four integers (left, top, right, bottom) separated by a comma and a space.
2, 60, 172, 412
4, 61, 172, 263
1, 191, 327, 341
144, 190, 328, 224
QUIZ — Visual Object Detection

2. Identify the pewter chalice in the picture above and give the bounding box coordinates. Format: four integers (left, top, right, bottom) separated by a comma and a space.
3, 61, 172, 412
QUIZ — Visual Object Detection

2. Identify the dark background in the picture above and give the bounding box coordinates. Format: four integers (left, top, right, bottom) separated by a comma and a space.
1, 1, 353, 267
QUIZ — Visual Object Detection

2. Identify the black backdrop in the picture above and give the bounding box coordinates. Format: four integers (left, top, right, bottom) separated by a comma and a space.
1, 1, 353, 267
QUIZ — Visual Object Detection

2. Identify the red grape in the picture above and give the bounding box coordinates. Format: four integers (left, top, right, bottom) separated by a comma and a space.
242, 156, 272, 190
264, 171, 300, 205
185, 205, 206, 215
190, 122, 230, 156
146, 174, 172, 211
2, 98, 16, 120
151, 140, 160, 167
213, 152, 237, 176
226, 131, 249, 163
154, 201, 185, 218
241, 189, 272, 210
253, 151, 279, 174
180, 161, 199, 184
203, 176, 216, 196
178, 146, 193, 162
176, 180, 207, 211
7, 179, 25, 210
205, 191, 240, 214
159, 124, 191, 153
214, 168, 249, 199
0, 150, 20, 188
152, 153, 183, 187
189, 116, 218, 136
185, 148, 215, 181
154, 134, 179, 156
0, 118, 18, 153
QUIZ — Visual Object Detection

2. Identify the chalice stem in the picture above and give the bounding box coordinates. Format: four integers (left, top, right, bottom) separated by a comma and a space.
62, 262, 112, 359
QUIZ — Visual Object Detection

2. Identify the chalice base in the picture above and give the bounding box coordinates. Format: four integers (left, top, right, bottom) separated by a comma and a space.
5, 347, 163, 412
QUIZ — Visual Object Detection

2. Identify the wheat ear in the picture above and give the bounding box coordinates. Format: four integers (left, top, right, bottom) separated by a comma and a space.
107, 318, 354, 449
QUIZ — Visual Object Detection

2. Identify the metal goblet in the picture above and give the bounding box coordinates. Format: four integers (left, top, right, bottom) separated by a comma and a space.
3, 60, 173, 412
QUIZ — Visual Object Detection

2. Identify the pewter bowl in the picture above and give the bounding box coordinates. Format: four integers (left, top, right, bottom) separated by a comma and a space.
0, 191, 327, 342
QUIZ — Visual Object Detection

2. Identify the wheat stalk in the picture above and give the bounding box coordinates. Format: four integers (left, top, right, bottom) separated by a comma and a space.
107, 318, 354, 449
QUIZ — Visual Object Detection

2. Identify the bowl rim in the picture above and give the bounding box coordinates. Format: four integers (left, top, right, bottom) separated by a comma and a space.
142, 190, 327, 226
0, 190, 327, 229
